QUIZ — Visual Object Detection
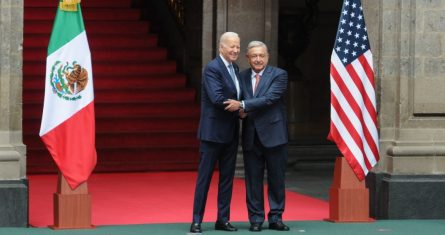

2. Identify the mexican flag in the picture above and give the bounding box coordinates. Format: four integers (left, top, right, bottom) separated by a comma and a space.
39, 0, 97, 189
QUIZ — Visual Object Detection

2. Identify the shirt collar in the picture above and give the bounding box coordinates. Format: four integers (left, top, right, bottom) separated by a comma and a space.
219, 54, 232, 67
251, 68, 265, 78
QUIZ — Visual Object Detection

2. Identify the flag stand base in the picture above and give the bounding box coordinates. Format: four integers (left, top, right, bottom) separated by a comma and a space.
324, 157, 374, 223
50, 173, 95, 230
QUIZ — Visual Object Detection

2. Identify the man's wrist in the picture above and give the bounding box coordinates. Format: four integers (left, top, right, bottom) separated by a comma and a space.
240, 100, 245, 109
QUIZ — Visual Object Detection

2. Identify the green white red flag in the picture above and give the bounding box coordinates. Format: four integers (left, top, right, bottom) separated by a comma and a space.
39, 0, 96, 189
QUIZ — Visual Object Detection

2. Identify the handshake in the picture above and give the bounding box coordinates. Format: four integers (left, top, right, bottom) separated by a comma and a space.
224, 99, 247, 118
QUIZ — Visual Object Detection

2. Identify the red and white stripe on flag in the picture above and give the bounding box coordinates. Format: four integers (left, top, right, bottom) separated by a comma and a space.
327, 0, 379, 181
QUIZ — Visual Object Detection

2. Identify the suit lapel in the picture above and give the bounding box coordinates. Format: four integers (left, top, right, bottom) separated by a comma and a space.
244, 70, 254, 98
216, 56, 237, 91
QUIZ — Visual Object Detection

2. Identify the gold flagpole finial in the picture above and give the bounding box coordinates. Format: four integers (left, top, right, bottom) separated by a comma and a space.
60, 0, 81, 12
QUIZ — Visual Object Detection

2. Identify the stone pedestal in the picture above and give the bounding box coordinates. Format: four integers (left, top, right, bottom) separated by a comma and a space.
326, 157, 373, 222
52, 174, 94, 229
368, 173, 445, 219
0, 180, 28, 227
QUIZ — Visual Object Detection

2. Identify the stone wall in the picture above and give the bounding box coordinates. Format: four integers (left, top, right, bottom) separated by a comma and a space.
368, 0, 445, 219
202, 0, 278, 70
0, 0, 28, 227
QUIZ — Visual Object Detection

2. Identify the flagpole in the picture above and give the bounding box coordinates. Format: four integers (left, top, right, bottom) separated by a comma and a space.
50, 172, 95, 229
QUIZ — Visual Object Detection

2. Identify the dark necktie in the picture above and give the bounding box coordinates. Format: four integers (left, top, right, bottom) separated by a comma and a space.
228, 64, 239, 99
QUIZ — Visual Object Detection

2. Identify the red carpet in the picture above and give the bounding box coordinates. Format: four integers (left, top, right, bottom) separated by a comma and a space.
29, 172, 328, 227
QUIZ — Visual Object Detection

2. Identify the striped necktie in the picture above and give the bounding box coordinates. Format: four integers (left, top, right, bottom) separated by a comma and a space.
228, 64, 240, 99
228, 64, 236, 84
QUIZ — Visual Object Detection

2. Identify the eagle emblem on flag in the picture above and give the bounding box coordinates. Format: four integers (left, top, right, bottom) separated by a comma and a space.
50, 61, 88, 101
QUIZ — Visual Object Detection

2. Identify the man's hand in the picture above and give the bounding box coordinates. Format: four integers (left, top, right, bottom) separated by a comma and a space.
239, 109, 247, 119
224, 99, 241, 112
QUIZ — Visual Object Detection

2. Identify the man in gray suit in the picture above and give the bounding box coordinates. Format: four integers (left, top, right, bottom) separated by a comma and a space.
225, 41, 289, 232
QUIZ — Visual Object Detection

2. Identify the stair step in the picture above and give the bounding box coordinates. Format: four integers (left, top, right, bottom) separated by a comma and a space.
94, 162, 198, 172
98, 117, 199, 132
97, 148, 199, 170
24, 34, 158, 49
24, 116, 198, 133
23, 103, 200, 117
24, 131, 199, 149
25, 0, 132, 8
25, 21, 150, 34
25, 8, 141, 21
23, 61, 177, 76
27, 147, 199, 162
26, 147, 199, 173
28, 162, 199, 173
24, 88, 196, 103
24, 48, 167, 62
96, 131, 199, 147
24, 74, 186, 90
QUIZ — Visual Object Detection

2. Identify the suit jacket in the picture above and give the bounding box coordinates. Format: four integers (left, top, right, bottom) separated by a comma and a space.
239, 65, 288, 150
197, 56, 241, 144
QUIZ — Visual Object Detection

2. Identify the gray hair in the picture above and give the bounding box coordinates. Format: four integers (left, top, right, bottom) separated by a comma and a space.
219, 32, 239, 47
246, 41, 268, 53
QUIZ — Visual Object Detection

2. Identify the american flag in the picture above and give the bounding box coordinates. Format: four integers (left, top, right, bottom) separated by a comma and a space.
328, 0, 379, 180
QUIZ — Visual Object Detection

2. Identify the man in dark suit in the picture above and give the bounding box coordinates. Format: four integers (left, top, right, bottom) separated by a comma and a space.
190, 32, 242, 233
225, 41, 289, 232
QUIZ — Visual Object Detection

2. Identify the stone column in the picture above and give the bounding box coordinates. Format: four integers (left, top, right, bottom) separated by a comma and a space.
203, 0, 278, 70
0, 0, 28, 227
202, 0, 278, 176
366, 0, 445, 219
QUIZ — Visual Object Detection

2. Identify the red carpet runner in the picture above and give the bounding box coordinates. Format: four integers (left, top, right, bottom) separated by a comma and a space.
29, 172, 328, 227
23, 0, 200, 173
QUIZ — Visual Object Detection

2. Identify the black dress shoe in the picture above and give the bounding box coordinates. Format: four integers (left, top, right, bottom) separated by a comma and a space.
249, 223, 262, 232
190, 223, 202, 233
215, 221, 238, 231
269, 221, 290, 231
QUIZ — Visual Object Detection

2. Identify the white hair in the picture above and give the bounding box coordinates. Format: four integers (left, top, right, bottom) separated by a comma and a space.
219, 32, 240, 47
246, 40, 268, 53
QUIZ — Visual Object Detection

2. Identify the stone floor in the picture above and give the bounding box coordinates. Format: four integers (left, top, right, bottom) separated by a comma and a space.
236, 155, 336, 201
283, 144, 338, 201
285, 167, 334, 201
237, 166, 333, 201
